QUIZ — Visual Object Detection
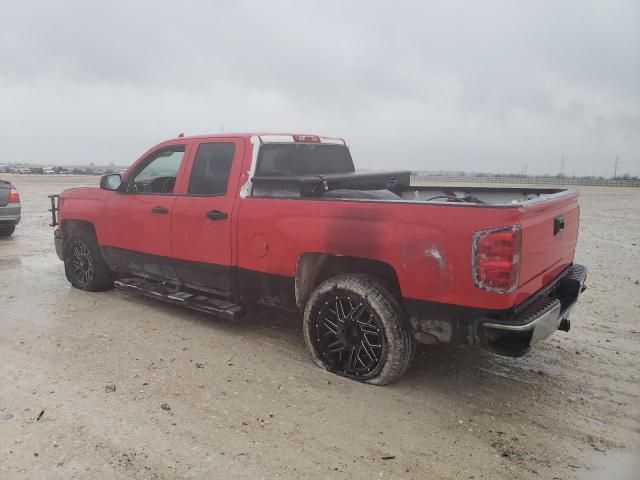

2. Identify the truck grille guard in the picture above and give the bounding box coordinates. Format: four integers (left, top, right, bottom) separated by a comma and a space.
48, 194, 59, 227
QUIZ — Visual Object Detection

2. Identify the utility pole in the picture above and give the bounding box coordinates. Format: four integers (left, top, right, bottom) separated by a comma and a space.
614, 155, 621, 178
561, 155, 565, 177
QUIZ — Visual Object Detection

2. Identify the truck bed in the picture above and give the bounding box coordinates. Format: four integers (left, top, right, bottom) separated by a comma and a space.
244, 165, 581, 312
399, 185, 568, 205
250, 170, 570, 206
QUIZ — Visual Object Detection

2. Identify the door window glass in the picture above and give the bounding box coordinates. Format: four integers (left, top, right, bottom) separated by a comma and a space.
131, 147, 185, 194
188, 143, 235, 195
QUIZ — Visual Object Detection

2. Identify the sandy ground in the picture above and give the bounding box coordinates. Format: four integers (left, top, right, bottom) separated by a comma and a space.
1, 174, 639, 479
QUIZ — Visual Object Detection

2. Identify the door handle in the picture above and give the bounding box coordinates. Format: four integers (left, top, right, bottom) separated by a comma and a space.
206, 210, 228, 220
151, 206, 169, 214
554, 215, 565, 235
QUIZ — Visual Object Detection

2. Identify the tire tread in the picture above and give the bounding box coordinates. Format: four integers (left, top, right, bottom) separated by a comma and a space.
303, 274, 415, 385
64, 230, 114, 292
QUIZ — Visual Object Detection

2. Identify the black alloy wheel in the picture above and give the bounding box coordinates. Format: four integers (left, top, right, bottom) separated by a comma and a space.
303, 274, 415, 385
67, 239, 95, 288
63, 230, 114, 291
313, 292, 385, 376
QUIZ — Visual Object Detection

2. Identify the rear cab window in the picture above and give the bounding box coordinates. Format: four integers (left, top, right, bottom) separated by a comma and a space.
256, 144, 354, 177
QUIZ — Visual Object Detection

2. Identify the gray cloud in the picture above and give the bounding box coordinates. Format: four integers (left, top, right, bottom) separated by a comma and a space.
1, 0, 638, 176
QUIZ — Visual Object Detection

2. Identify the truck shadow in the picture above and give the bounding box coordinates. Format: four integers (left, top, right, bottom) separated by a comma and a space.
122, 294, 553, 396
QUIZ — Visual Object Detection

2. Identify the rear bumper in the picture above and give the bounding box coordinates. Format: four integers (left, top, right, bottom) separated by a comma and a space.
0, 204, 21, 224
479, 264, 587, 356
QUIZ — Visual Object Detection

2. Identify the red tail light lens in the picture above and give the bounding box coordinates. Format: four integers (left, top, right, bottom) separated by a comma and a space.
7, 185, 20, 203
472, 225, 521, 293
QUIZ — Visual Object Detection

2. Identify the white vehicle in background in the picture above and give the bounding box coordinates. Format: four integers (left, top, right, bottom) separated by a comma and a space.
43, 168, 56, 175
18, 167, 31, 174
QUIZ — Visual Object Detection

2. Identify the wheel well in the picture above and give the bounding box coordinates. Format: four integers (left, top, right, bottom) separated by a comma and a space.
61, 220, 97, 258
295, 253, 401, 309
62, 220, 96, 238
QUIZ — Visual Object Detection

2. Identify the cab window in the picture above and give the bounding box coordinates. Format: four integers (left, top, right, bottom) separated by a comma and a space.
187, 143, 235, 195
130, 146, 185, 194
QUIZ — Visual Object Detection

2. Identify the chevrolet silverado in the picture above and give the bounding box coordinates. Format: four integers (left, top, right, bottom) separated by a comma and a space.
50, 133, 587, 384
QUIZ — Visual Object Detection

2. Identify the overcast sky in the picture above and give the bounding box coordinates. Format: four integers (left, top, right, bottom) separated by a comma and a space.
1, 1, 638, 176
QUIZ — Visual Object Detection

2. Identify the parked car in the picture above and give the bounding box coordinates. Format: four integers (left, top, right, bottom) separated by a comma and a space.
0, 180, 21, 236
50, 133, 587, 384
18, 167, 31, 174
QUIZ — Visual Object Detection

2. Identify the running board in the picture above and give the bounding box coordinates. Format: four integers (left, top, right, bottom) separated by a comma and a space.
114, 277, 243, 320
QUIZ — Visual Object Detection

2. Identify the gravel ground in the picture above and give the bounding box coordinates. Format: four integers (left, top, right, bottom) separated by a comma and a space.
1, 175, 639, 479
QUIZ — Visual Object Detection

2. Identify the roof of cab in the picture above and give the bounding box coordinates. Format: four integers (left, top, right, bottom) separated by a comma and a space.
160, 133, 345, 145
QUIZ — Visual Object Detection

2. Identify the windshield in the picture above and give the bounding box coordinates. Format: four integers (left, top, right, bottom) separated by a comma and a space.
256, 144, 354, 177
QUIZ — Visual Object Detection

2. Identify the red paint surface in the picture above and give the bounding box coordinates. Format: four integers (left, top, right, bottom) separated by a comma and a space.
58, 134, 580, 311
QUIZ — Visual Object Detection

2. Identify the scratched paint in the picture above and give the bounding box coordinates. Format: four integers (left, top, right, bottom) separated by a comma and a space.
424, 247, 446, 274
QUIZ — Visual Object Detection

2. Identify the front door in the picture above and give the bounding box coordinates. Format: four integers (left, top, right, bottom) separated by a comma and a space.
170, 139, 245, 293
101, 144, 188, 278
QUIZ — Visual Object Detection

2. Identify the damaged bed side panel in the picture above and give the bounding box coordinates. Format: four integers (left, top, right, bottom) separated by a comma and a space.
237, 195, 524, 312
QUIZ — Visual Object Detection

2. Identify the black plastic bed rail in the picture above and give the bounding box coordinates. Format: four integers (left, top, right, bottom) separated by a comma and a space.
48, 194, 59, 227
251, 170, 411, 197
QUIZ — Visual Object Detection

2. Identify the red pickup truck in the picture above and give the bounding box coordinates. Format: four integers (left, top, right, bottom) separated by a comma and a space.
51, 133, 586, 384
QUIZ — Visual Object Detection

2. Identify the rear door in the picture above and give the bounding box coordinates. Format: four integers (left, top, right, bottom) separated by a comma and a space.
170, 138, 245, 293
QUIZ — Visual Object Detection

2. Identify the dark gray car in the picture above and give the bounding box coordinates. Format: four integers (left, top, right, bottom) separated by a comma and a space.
0, 180, 21, 236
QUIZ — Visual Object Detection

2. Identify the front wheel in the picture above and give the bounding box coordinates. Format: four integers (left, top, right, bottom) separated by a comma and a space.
302, 274, 415, 385
64, 231, 114, 291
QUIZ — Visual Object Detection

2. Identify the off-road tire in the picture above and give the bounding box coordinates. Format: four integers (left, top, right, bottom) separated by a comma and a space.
63, 230, 114, 291
303, 274, 415, 385
0, 223, 16, 236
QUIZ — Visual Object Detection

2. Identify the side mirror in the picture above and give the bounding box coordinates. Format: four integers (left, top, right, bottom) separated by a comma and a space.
100, 173, 123, 191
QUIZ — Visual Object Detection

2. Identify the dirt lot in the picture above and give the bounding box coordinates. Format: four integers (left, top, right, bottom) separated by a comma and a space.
1, 175, 639, 479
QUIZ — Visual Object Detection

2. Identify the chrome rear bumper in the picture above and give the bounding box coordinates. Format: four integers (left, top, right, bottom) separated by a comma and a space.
480, 264, 587, 356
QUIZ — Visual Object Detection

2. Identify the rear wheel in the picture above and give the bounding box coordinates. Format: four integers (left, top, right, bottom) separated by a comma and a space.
64, 230, 114, 291
303, 274, 415, 385
0, 223, 15, 236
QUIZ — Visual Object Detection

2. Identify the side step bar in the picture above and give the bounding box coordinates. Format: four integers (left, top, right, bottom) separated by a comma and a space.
114, 277, 243, 320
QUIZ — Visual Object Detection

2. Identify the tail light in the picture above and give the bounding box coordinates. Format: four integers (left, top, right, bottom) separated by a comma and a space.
7, 185, 20, 203
292, 135, 320, 143
472, 225, 522, 293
